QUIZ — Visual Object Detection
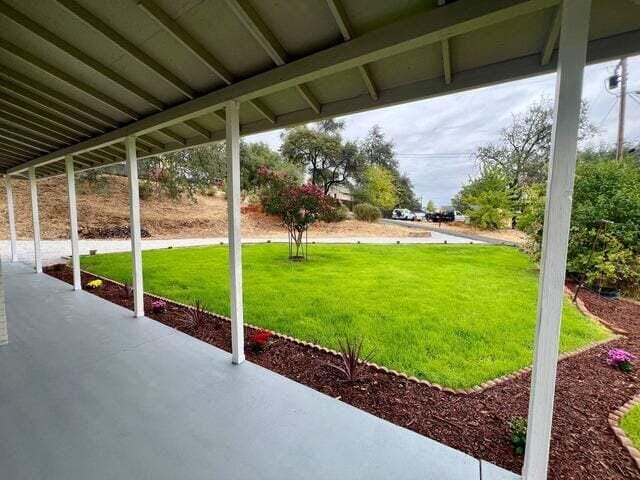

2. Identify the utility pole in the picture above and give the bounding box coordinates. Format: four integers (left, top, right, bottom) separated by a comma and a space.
615, 57, 627, 160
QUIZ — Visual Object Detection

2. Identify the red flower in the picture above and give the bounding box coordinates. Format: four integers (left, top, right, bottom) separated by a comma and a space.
250, 330, 274, 347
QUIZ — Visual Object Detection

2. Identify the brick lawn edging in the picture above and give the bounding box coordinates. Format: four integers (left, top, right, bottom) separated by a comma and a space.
80, 269, 622, 396
623, 296, 640, 307
609, 394, 640, 470
568, 286, 629, 335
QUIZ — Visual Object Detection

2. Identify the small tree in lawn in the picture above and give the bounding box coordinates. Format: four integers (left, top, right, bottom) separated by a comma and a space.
258, 166, 332, 260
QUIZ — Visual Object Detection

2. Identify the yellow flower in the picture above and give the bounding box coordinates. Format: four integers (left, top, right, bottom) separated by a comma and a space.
86, 279, 103, 289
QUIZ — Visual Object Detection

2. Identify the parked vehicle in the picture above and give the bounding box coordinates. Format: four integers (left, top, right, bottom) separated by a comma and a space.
391, 208, 415, 220
412, 210, 427, 221
430, 207, 466, 223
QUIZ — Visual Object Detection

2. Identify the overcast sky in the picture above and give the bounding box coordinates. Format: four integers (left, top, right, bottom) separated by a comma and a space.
247, 55, 640, 207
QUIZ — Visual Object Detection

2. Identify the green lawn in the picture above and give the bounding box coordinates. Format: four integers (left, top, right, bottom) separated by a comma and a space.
81, 244, 609, 388
621, 404, 640, 448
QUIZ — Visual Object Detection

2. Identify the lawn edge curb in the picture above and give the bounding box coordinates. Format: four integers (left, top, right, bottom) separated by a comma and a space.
567, 286, 629, 335
609, 394, 640, 471
78, 268, 621, 395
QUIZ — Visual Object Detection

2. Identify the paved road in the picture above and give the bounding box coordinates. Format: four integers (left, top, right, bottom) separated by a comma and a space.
1, 231, 480, 266
381, 219, 519, 246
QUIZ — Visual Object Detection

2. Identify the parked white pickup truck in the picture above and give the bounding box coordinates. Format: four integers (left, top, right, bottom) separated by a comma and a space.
391, 208, 415, 220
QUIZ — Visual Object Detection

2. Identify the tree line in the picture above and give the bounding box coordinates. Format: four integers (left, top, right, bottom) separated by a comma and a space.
127, 120, 419, 215
451, 98, 640, 295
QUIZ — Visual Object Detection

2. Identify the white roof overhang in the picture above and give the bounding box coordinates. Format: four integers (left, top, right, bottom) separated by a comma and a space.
0, 0, 638, 177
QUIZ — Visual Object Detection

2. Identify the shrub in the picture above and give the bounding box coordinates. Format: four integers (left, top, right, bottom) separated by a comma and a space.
80, 170, 109, 194
139, 180, 154, 200
572, 233, 640, 291
184, 299, 208, 330
120, 280, 133, 299
353, 203, 381, 222
322, 202, 349, 223
465, 190, 512, 230
567, 159, 640, 293
86, 279, 102, 289
151, 299, 168, 314
202, 185, 218, 197
607, 348, 635, 373
508, 418, 527, 455
520, 158, 640, 294
328, 336, 374, 381
517, 183, 546, 256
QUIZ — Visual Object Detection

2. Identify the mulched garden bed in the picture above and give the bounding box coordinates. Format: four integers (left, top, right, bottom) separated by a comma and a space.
45, 265, 640, 479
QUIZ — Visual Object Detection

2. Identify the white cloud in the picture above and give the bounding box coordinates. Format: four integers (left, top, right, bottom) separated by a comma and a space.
246, 55, 640, 207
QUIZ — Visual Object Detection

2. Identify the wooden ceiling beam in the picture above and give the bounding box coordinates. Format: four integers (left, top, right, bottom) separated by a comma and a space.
184, 119, 212, 139
326, 0, 379, 100
0, 66, 119, 129
0, 79, 106, 135
0, 1, 164, 111
225, 0, 321, 114
541, 6, 562, 65
0, 37, 139, 120
56, 0, 196, 100
0, 127, 55, 152
0, 111, 76, 145
139, 0, 277, 122
138, 0, 233, 84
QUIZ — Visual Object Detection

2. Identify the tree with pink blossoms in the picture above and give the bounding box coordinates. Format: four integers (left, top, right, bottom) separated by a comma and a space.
258, 166, 333, 260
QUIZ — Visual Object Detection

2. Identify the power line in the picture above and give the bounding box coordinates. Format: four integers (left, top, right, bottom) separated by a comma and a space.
396, 152, 474, 157
628, 92, 640, 106
596, 98, 619, 130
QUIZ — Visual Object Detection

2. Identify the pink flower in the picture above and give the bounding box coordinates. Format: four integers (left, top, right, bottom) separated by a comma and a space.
151, 299, 168, 313
607, 348, 635, 366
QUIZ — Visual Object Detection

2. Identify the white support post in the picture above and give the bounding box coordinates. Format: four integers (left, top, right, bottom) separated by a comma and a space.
125, 137, 144, 317
28, 167, 42, 273
523, 1, 591, 479
0, 258, 6, 346
5, 175, 18, 262
226, 100, 245, 365
65, 156, 81, 291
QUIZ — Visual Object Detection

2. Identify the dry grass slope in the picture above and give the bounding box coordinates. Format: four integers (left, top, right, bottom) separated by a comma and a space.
0, 175, 422, 240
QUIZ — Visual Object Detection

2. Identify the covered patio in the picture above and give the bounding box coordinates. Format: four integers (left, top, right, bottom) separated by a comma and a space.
1, 0, 640, 478
0, 262, 518, 479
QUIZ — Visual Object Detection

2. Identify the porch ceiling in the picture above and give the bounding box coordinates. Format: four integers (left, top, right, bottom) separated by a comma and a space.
0, 0, 639, 178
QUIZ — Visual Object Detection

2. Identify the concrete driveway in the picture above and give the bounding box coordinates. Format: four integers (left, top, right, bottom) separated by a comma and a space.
1, 232, 481, 266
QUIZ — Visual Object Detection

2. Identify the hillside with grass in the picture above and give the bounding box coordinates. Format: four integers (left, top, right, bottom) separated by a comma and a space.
0, 174, 419, 240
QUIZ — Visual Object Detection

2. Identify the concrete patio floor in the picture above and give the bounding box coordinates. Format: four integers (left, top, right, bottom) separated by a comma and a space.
0, 262, 517, 480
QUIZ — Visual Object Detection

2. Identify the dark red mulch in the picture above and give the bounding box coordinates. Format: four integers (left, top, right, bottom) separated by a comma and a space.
45, 266, 640, 479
